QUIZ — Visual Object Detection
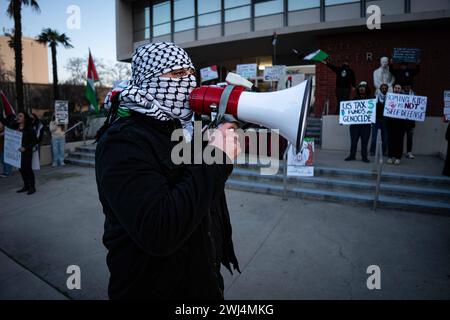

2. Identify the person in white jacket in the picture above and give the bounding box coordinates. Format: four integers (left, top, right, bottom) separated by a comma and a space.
373, 57, 395, 94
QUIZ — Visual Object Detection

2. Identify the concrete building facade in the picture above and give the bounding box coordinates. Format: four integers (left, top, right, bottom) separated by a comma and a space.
0, 36, 49, 84
116, 0, 450, 156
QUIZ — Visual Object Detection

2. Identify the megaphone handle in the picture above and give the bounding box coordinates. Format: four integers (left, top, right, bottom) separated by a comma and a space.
210, 85, 235, 128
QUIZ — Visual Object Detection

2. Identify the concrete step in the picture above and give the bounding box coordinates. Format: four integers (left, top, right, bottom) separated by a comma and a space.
225, 179, 450, 215
236, 164, 450, 188
231, 168, 450, 203
65, 157, 95, 168
68, 152, 95, 161
74, 145, 97, 154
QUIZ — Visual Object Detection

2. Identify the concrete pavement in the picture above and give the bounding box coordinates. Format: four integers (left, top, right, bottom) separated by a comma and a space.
0, 165, 449, 300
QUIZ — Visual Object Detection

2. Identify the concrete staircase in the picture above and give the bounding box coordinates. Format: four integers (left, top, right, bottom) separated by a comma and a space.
64, 144, 450, 215
306, 117, 322, 146
65, 144, 96, 167
226, 164, 450, 215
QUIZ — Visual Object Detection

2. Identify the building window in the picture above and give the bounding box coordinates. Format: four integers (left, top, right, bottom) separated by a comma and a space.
325, 0, 359, 5
225, 0, 251, 22
153, 1, 171, 37
133, 1, 151, 41
254, 0, 284, 17
288, 0, 320, 11
174, 0, 195, 32
198, 0, 221, 27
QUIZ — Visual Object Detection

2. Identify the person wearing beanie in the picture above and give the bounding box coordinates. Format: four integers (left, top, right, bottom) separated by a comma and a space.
345, 81, 373, 163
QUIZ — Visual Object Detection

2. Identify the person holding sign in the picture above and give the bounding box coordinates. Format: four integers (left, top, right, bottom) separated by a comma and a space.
1, 112, 38, 194
370, 84, 389, 156
0, 122, 13, 177
386, 83, 407, 165
444, 123, 450, 177
344, 82, 373, 163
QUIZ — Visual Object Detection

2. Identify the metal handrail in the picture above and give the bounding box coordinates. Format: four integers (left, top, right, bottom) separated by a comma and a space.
64, 120, 88, 146
373, 130, 384, 211
65, 121, 83, 135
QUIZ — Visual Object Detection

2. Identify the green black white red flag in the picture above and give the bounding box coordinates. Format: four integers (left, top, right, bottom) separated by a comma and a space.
86, 50, 100, 113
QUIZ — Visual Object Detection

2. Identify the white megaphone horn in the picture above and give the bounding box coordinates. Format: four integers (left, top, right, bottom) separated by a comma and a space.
189, 77, 313, 151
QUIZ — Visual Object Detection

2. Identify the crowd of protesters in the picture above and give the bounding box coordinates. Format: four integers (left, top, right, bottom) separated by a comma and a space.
325, 56, 423, 166
0, 109, 67, 194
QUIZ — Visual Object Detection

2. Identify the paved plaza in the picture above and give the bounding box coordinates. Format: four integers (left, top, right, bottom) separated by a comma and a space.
0, 163, 449, 300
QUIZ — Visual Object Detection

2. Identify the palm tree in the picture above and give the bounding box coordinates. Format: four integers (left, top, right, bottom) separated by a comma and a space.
37, 28, 73, 100
7, 0, 40, 113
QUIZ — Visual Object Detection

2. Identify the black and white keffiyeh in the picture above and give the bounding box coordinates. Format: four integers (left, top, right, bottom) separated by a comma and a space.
105, 42, 197, 132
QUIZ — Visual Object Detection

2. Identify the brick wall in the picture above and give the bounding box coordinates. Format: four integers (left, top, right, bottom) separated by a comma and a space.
315, 26, 450, 117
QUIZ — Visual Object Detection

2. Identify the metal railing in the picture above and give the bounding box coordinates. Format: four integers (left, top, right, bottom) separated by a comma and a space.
373, 131, 384, 210
65, 121, 88, 145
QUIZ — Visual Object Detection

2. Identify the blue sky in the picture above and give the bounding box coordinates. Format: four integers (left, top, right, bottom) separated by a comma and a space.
0, 0, 118, 81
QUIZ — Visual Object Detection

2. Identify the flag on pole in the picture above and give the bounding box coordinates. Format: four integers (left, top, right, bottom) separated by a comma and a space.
272, 32, 277, 47
0, 90, 15, 117
303, 49, 329, 62
86, 50, 100, 114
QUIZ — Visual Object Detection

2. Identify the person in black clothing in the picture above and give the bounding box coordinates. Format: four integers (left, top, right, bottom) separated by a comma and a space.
0, 112, 38, 194
323, 58, 356, 112
386, 83, 407, 165
389, 61, 420, 87
95, 42, 241, 300
370, 83, 389, 156
345, 81, 372, 163
444, 123, 450, 177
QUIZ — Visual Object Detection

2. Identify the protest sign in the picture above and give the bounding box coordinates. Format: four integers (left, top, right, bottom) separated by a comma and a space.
392, 48, 421, 63
4, 127, 22, 168
384, 93, 427, 122
263, 65, 285, 82
236, 64, 257, 79
339, 99, 377, 125
55, 100, 69, 125
444, 91, 450, 118
200, 66, 219, 83
287, 138, 315, 177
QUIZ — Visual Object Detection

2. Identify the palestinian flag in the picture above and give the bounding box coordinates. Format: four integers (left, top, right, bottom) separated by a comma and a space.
0, 90, 15, 117
86, 50, 100, 113
303, 49, 329, 62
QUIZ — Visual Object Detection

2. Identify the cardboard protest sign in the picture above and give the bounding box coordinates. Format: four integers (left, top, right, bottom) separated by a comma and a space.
200, 66, 219, 83
287, 138, 315, 177
384, 93, 427, 122
263, 65, 285, 82
55, 100, 69, 125
339, 99, 377, 125
392, 48, 421, 63
4, 127, 22, 168
236, 64, 257, 79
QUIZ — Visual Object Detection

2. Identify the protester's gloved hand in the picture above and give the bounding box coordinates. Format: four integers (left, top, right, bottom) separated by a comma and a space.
208, 122, 241, 161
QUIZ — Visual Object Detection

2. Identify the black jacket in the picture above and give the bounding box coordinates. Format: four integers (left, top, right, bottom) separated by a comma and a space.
95, 113, 240, 300
389, 65, 420, 86
0, 116, 37, 156
326, 63, 356, 89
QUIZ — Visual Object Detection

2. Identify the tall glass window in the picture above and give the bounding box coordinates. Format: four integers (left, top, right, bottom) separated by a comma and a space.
174, 0, 195, 32
198, 0, 221, 27
153, 1, 171, 37
225, 0, 251, 22
133, 1, 151, 41
288, 0, 320, 11
254, 0, 283, 17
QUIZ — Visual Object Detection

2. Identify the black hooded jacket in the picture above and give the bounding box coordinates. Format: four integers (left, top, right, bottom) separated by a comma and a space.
95, 112, 240, 300
326, 62, 356, 89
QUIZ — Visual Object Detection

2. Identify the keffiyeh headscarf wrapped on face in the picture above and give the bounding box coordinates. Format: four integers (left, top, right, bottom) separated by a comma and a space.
105, 42, 197, 132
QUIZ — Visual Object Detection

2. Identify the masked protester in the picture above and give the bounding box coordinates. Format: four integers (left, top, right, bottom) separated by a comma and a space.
95, 42, 241, 300
370, 83, 389, 156
386, 83, 407, 165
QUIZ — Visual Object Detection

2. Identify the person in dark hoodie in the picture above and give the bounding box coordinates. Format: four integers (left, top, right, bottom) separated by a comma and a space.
95, 42, 241, 300
386, 83, 407, 165
1, 112, 38, 194
345, 81, 373, 163
323, 58, 356, 112
389, 60, 420, 88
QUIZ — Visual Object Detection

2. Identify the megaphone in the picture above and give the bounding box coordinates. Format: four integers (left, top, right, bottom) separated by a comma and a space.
189, 77, 313, 151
